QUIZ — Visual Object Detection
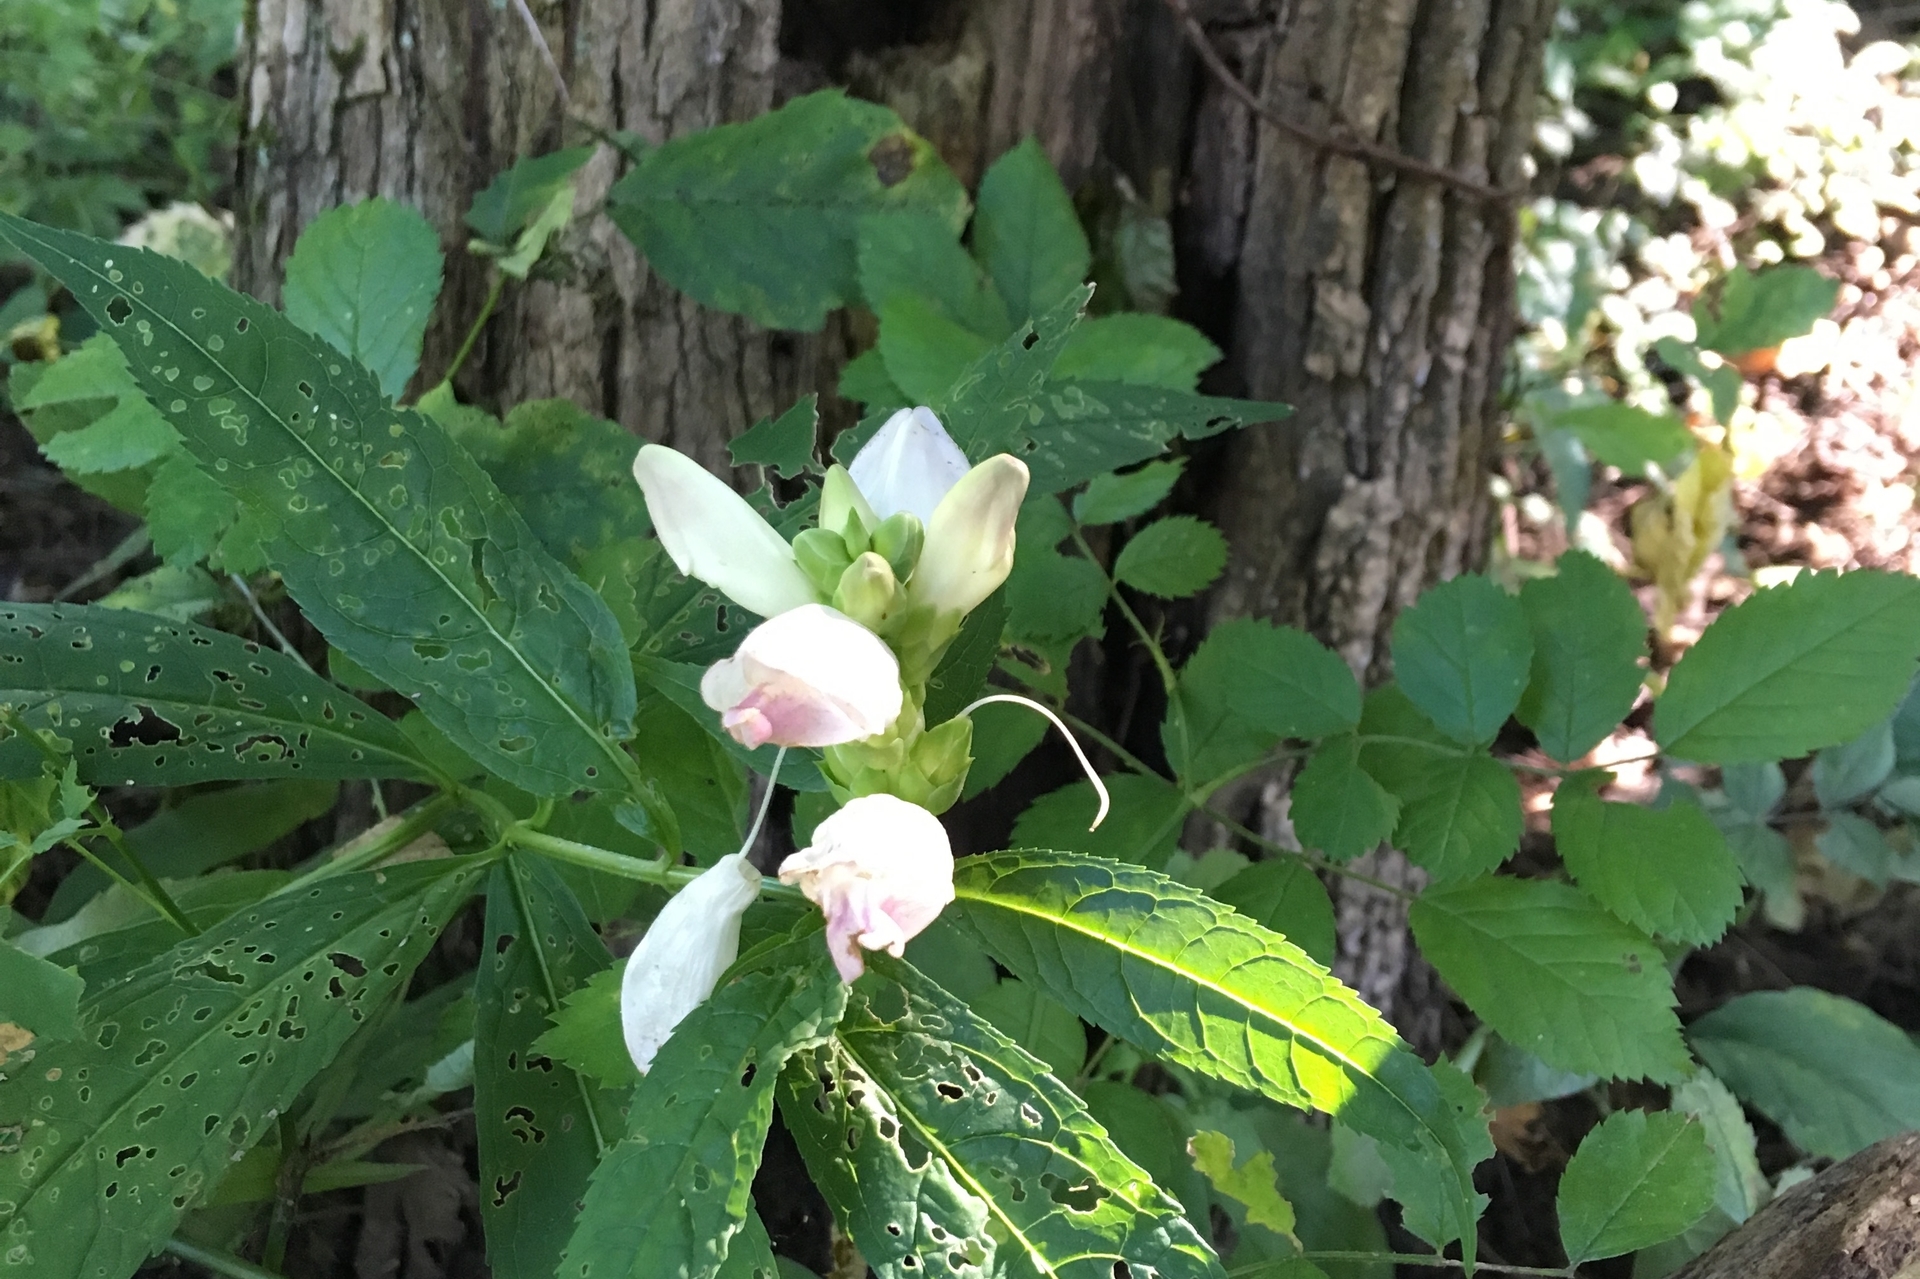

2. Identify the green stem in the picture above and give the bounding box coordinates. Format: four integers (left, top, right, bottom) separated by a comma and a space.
506, 826, 802, 899
443, 273, 504, 386
281, 792, 457, 891
162, 1237, 288, 1279
1232, 1252, 1572, 1278
1072, 526, 1179, 696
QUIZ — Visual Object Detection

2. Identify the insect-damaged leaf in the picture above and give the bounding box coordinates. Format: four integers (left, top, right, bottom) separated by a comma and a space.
0, 213, 638, 797
0, 859, 482, 1277
0, 603, 429, 786
779, 954, 1224, 1279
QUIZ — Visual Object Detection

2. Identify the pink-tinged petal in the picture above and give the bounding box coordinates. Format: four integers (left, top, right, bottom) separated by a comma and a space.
777, 795, 955, 983
700, 605, 903, 749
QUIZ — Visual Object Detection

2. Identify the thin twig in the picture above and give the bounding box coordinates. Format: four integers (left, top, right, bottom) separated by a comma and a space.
163, 1237, 287, 1279
1159, 0, 1515, 206
511, 0, 571, 111
1234, 1252, 1573, 1278
229, 574, 316, 674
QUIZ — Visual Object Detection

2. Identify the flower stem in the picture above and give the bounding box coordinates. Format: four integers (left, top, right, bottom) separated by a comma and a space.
280, 792, 457, 891
506, 826, 802, 899
162, 1237, 287, 1279
443, 273, 504, 386
1231, 1252, 1573, 1278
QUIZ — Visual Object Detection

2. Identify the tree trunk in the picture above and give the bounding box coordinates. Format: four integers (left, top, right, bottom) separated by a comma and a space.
233, 0, 1552, 1045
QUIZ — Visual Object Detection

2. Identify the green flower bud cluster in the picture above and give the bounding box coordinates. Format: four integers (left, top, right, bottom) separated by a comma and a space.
822, 687, 974, 815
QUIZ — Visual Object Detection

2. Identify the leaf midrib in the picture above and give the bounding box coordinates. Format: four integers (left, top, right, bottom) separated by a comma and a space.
1563, 1118, 1691, 1262
4, 217, 627, 787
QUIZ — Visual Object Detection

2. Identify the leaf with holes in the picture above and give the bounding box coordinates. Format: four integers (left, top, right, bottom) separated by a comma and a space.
730, 395, 821, 480
1552, 771, 1744, 945
1391, 575, 1532, 747
0, 941, 83, 1044
1410, 876, 1691, 1082
0, 858, 481, 1278
1654, 570, 1920, 763
779, 953, 1225, 1279
1189, 1130, 1297, 1242
1114, 516, 1227, 599
1054, 315, 1221, 392
950, 852, 1488, 1258
281, 199, 444, 400
477, 856, 621, 1279
1557, 1110, 1716, 1263
560, 942, 847, 1279
1517, 550, 1648, 763
0, 603, 430, 786
0, 213, 640, 797
607, 90, 968, 331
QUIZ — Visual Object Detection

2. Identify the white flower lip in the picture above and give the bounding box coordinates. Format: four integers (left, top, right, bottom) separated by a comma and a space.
619, 851, 761, 1074
909, 453, 1030, 617
632, 444, 818, 619
778, 793, 955, 982
848, 406, 972, 524
700, 604, 904, 749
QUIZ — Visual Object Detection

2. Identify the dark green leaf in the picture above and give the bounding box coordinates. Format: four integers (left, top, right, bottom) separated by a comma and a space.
780, 953, 1223, 1279
1011, 772, 1189, 866
878, 293, 996, 403
0, 942, 82, 1042
1079, 1082, 1213, 1229
560, 947, 847, 1279
1391, 574, 1532, 747
1811, 719, 1895, 807
960, 701, 1049, 799
1552, 772, 1744, 944
0, 603, 428, 785
973, 137, 1091, 323
0, 213, 642, 796
0, 859, 480, 1277
1517, 550, 1647, 762
1549, 403, 1693, 477
1365, 746, 1521, 884
1054, 314, 1220, 391
856, 212, 1008, 337
730, 395, 819, 479
1114, 516, 1227, 599
533, 965, 638, 1091
477, 856, 619, 1279
607, 91, 967, 331
1689, 988, 1920, 1158
1004, 550, 1108, 646
952, 852, 1488, 1255
1073, 459, 1184, 526
467, 147, 595, 245
1693, 265, 1838, 357
1654, 570, 1920, 763
1018, 380, 1291, 495
1409, 876, 1690, 1082
1211, 859, 1337, 968
975, 977, 1086, 1078
1816, 810, 1893, 883
1288, 736, 1400, 865
282, 199, 443, 399
924, 589, 1007, 726
1557, 1110, 1715, 1263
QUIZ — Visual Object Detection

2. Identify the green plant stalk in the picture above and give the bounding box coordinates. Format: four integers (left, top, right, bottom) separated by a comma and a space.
501, 855, 611, 1157
280, 791, 458, 891
505, 826, 803, 899
1233, 1252, 1573, 1279
442, 273, 505, 385
162, 1238, 287, 1279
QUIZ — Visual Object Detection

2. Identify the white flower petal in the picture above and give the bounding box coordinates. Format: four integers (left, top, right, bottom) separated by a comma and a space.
910, 454, 1029, 618
699, 604, 903, 748
620, 852, 761, 1074
849, 407, 972, 524
632, 444, 818, 618
778, 794, 954, 982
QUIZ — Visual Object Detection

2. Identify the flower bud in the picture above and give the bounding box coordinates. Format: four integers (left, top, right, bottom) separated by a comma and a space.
778, 794, 955, 982
869, 512, 925, 581
849, 407, 972, 524
833, 552, 899, 632
632, 444, 818, 619
820, 465, 878, 548
792, 527, 855, 596
620, 852, 759, 1073
700, 603, 903, 749
909, 454, 1030, 619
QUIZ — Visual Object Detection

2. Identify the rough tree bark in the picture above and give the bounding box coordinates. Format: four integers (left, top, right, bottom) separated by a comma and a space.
233, 0, 1554, 1045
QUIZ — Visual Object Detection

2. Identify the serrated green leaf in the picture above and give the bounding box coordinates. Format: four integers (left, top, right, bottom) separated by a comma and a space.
730, 395, 820, 479
973, 137, 1091, 323
951, 852, 1487, 1257
607, 90, 967, 331
561, 947, 847, 1279
837, 347, 911, 410
29, 873, 293, 989
1189, 1130, 1296, 1242
1549, 403, 1693, 477
0, 603, 428, 785
1391, 574, 1532, 747
880, 291, 997, 404
16, 335, 145, 410
0, 941, 83, 1042
1080, 1082, 1213, 1230
1054, 314, 1221, 391
924, 589, 1008, 726
1816, 810, 1893, 883
1411, 876, 1689, 1082
96, 564, 224, 621
1517, 551, 1648, 762
0, 859, 480, 1277
1473, 1036, 1597, 1108
0, 212, 642, 797
1557, 1110, 1715, 1263
1693, 265, 1838, 358
1287, 736, 1399, 865
1671, 1071, 1767, 1225
1073, 459, 1184, 526
961, 701, 1049, 799
467, 147, 595, 245
1689, 987, 1920, 1158
1654, 570, 1920, 763
476, 856, 618, 1279
1167, 620, 1361, 788
282, 198, 443, 399
1368, 749, 1521, 884
1018, 379, 1292, 495
1812, 719, 1895, 807
780, 952, 1223, 1279
1012, 772, 1189, 866
1211, 859, 1337, 968
1005, 550, 1108, 645
39, 393, 177, 473
534, 962, 637, 1091
1114, 516, 1227, 599
857, 211, 1009, 338
1552, 771, 1744, 944
976, 977, 1086, 1079
145, 450, 238, 566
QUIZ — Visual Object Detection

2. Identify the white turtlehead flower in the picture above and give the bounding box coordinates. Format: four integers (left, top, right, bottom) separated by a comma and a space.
910, 454, 1029, 618
700, 604, 903, 749
849, 406, 972, 524
778, 794, 955, 982
620, 852, 761, 1074
632, 444, 818, 619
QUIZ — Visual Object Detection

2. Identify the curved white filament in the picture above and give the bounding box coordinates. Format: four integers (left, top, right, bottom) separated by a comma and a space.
956, 695, 1110, 831
740, 746, 787, 858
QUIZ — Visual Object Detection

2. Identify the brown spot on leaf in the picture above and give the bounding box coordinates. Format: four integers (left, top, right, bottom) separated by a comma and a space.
868, 134, 915, 187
